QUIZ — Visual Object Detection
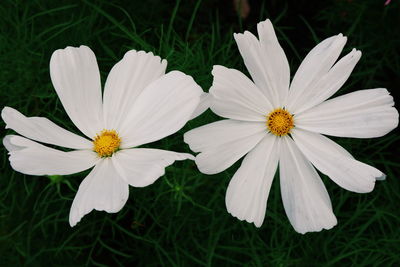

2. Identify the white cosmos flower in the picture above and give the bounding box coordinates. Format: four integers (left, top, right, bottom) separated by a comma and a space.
184, 19, 399, 234
2, 45, 205, 227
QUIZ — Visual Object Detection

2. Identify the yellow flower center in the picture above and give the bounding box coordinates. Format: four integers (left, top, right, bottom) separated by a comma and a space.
266, 108, 294, 136
93, 130, 121, 157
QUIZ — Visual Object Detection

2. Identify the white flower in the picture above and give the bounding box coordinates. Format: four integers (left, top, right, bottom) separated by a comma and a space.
2, 46, 205, 227
184, 19, 399, 234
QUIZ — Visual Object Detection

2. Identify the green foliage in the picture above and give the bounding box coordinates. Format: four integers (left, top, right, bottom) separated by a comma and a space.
1, 0, 399, 265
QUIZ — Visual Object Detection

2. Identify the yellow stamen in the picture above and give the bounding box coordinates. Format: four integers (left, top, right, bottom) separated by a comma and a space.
266, 108, 294, 136
93, 130, 121, 157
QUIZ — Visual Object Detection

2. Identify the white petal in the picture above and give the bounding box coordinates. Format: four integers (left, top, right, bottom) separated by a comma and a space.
3, 135, 20, 152
119, 71, 203, 148
225, 134, 279, 227
112, 148, 193, 187
280, 137, 337, 234
103, 50, 167, 129
184, 119, 266, 152
292, 49, 362, 114
50, 45, 104, 139
2, 107, 92, 149
233, 19, 290, 107
287, 34, 347, 111
189, 92, 211, 120
193, 127, 266, 175
69, 158, 129, 227
296, 88, 399, 138
6, 135, 98, 176
210, 65, 272, 121
292, 129, 384, 193
256, 20, 290, 105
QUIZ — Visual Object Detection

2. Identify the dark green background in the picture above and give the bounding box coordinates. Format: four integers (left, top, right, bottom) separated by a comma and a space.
1, 0, 399, 266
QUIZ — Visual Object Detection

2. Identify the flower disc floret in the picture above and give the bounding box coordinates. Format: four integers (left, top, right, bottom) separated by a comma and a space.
93, 130, 121, 157
266, 108, 294, 136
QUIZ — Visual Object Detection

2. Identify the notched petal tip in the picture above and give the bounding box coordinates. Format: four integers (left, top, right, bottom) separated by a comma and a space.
77, 45, 91, 52
52, 45, 93, 56
349, 48, 362, 59
50, 46, 97, 73
226, 207, 264, 228
337, 32, 345, 39
233, 31, 259, 49
258, 18, 272, 27
122, 49, 138, 57
233, 31, 246, 41
295, 217, 338, 235
329, 33, 347, 50
123, 49, 167, 67
336, 33, 346, 40
321, 33, 346, 48
352, 51, 362, 63
257, 20, 272, 31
